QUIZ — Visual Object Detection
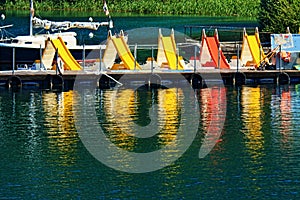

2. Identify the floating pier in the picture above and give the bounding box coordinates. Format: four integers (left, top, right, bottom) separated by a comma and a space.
0, 69, 299, 90
1, 27, 297, 91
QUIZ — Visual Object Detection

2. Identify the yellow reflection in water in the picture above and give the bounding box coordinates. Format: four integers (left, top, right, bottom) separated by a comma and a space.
241, 86, 264, 162
101, 87, 182, 168
103, 88, 182, 149
43, 91, 78, 165
102, 89, 138, 151
158, 88, 182, 145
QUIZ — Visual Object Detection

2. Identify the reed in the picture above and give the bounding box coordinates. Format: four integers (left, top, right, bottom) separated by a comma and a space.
4, 0, 259, 17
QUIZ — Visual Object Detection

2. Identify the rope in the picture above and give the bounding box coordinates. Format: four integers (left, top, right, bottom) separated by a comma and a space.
101, 72, 123, 86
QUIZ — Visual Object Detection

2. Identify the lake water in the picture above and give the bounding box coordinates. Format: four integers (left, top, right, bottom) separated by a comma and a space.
1, 84, 300, 199
0, 11, 257, 44
1, 12, 300, 199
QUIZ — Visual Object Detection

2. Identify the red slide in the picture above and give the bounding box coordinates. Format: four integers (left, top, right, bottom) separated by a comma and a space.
205, 36, 230, 69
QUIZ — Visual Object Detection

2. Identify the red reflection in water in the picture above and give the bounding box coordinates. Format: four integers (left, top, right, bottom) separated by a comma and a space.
280, 89, 292, 143
199, 86, 227, 156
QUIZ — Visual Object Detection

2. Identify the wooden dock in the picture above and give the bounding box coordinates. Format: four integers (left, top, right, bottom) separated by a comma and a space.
0, 69, 298, 90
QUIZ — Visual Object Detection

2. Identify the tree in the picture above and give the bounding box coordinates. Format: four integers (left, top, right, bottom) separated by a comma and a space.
258, 0, 300, 33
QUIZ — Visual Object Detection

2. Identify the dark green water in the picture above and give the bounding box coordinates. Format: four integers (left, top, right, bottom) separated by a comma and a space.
1, 13, 299, 199
1, 84, 300, 199
0, 11, 257, 44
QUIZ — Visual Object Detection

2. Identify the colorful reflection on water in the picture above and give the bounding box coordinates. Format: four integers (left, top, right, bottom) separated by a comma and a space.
1, 84, 300, 199
241, 86, 265, 164
198, 87, 227, 158
42, 91, 79, 167
99, 87, 183, 150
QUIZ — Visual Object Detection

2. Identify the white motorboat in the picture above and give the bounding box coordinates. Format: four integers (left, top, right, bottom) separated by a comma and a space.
0, 0, 113, 70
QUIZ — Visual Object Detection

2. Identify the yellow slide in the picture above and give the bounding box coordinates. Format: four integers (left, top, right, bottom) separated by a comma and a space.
111, 35, 141, 70
240, 28, 266, 68
247, 34, 265, 65
157, 29, 184, 70
51, 37, 82, 70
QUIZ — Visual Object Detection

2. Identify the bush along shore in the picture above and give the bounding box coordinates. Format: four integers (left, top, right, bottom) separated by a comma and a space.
2, 0, 260, 17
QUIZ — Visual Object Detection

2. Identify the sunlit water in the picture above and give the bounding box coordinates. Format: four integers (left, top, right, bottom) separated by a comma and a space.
0, 12, 299, 199
0, 84, 300, 199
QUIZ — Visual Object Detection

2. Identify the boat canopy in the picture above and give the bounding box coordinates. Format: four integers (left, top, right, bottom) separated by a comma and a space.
32, 17, 112, 31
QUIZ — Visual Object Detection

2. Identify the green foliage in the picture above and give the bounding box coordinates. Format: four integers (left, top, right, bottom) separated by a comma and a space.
109, 0, 260, 17
5, 0, 28, 9
3, 0, 260, 17
259, 0, 300, 33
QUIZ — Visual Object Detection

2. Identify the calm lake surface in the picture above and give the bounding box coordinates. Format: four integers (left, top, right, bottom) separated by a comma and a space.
1, 84, 300, 199
0, 10, 257, 44
1, 12, 300, 199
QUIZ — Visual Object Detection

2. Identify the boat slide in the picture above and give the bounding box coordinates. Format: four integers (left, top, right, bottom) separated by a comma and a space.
200, 29, 230, 69
240, 28, 266, 68
157, 29, 185, 70
104, 29, 188, 70
110, 31, 141, 70
36, 28, 270, 72
51, 37, 82, 70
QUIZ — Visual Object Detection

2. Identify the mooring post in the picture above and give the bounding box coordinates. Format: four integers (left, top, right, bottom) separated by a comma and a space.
40, 45, 43, 70
134, 43, 137, 70
194, 45, 197, 73
199, 43, 202, 68
99, 46, 102, 72
12, 47, 15, 75
55, 48, 58, 76
237, 43, 240, 73
218, 45, 221, 69
259, 44, 262, 65
82, 43, 85, 70
151, 46, 154, 74
176, 46, 178, 70
279, 45, 282, 72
